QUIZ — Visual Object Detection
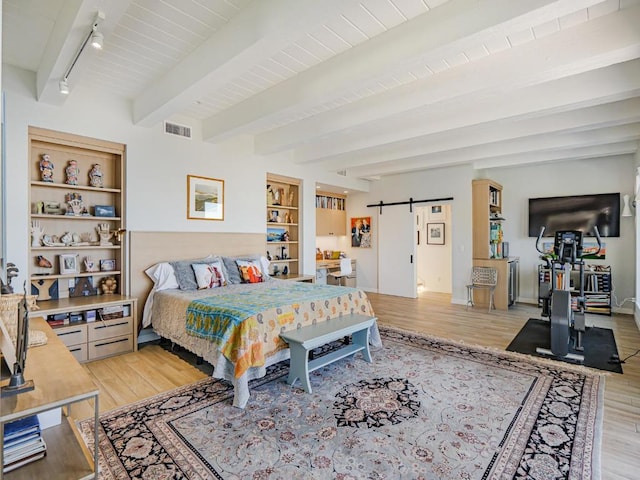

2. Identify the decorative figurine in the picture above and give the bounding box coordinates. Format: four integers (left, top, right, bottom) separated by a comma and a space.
40, 154, 54, 182
0, 263, 19, 294
89, 163, 104, 188
36, 255, 53, 269
65, 192, 85, 216
84, 257, 99, 272
97, 223, 113, 246
31, 220, 44, 247
65, 160, 79, 185
101, 276, 117, 294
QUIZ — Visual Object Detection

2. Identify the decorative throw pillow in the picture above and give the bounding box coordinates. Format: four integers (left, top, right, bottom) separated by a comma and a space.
192, 262, 227, 289
170, 255, 218, 290
222, 255, 265, 284
236, 260, 264, 283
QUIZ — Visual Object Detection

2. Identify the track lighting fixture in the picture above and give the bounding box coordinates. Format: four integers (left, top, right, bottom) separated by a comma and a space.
59, 11, 105, 95
59, 79, 70, 95
91, 27, 104, 50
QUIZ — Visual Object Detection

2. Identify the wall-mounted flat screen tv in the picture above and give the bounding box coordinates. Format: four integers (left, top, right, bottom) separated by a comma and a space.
528, 193, 620, 237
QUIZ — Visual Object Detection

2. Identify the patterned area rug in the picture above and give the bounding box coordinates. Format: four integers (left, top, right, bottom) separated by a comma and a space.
79, 326, 604, 479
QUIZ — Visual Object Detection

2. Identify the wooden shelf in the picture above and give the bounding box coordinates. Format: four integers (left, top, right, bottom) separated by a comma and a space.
267, 174, 301, 277
31, 214, 121, 221
31, 180, 120, 193
30, 246, 120, 251
30, 271, 121, 281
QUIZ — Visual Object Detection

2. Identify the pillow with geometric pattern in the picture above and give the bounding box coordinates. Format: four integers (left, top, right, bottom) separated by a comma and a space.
192, 261, 227, 289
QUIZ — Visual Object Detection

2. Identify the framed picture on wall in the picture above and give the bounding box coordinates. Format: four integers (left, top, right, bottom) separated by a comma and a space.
187, 175, 224, 221
427, 223, 445, 245
429, 204, 445, 222
351, 216, 372, 248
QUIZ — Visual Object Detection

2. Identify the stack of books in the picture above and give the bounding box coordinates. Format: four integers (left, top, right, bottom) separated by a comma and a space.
3, 415, 47, 473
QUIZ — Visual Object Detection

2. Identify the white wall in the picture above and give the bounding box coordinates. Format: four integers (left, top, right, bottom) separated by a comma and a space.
342, 158, 635, 312
346, 164, 474, 304
485, 157, 635, 313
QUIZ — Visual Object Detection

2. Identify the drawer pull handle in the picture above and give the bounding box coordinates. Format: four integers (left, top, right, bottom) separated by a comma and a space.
59, 330, 83, 336
95, 337, 128, 348
69, 347, 82, 352
94, 321, 128, 330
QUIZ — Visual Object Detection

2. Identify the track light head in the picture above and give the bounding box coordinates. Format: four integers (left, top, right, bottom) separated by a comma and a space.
59, 79, 70, 95
91, 29, 103, 50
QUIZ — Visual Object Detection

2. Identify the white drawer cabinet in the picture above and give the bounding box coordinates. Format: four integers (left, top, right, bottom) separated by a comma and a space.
36, 296, 138, 362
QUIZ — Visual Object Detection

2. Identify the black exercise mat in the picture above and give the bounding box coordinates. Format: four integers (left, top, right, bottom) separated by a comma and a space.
506, 318, 622, 374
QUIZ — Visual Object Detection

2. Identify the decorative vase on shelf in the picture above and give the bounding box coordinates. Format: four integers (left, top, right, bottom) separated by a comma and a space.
89, 163, 104, 188
65, 160, 79, 185
40, 154, 54, 182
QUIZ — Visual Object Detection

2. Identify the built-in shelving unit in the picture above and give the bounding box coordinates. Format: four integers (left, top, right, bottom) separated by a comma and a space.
27, 126, 136, 361
471, 178, 518, 310
266, 174, 301, 277
316, 191, 346, 236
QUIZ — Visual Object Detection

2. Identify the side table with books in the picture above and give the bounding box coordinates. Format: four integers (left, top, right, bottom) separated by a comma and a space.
3, 415, 46, 473
1, 317, 99, 479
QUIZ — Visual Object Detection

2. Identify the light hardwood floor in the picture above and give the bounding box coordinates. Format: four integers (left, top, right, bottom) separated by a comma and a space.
73, 293, 640, 479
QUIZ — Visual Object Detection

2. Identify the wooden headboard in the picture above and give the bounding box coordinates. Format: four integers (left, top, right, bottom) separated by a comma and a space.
129, 231, 265, 322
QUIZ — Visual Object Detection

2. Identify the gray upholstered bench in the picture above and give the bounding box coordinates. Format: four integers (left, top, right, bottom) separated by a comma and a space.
280, 313, 377, 393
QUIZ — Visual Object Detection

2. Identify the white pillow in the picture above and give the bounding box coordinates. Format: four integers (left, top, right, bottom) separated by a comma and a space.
260, 256, 271, 278
192, 261, 227, 289
144, 262, 179, 291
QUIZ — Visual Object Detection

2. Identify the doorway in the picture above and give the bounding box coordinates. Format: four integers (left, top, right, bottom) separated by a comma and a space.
416, 204, 452, 295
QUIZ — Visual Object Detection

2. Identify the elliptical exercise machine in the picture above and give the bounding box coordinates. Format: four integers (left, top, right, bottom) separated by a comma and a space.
535, 226, 602, 362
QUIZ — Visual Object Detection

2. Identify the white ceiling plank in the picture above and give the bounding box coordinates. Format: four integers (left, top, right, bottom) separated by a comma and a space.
472, 142, 638, 170
132, 0, 349, 127
317, 98, 640, 171
330, 121, 640, 175
292, 60, 640, 166
346, 141, 638, 177
257, 7, 640, 158
202, 0, 606, 143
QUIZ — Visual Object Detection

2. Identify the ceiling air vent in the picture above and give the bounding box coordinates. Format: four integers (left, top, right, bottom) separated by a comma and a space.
164, 121, 192, 139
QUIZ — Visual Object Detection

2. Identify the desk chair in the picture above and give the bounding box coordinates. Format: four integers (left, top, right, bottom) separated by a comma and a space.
328, 258, 352, 286
466, 266, 498, 312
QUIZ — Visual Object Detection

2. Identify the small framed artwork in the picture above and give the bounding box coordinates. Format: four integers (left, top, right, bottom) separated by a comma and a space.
429, 204, 445, 221
100, 259, 116, 271
95, 205, 116, 217
59, 253, 78, 274
427, 223, 445, 245
267, 227, 286, 242
187, 175, 224, 221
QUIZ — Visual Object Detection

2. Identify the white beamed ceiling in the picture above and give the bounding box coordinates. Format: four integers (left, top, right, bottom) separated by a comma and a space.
3, 0, 640, 179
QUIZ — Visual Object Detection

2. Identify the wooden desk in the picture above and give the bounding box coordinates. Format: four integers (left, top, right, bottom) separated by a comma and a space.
278, 274, 316, 283
1, 317, 99, 479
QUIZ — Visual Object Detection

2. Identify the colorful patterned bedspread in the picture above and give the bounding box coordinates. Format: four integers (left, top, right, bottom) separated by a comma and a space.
186, 281, 374, 378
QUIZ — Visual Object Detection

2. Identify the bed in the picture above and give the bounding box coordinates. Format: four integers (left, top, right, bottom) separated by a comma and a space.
130, 232, 381, 408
